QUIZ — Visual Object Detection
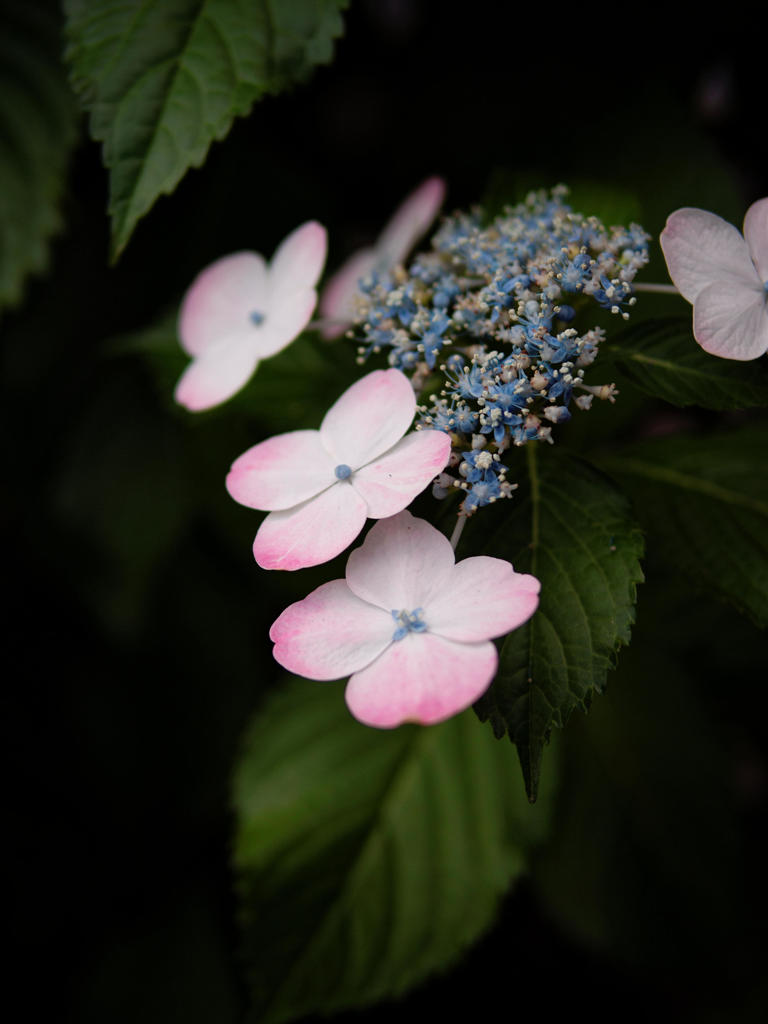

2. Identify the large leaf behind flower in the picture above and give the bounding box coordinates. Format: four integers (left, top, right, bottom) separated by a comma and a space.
65, 0, 348, 257
233, 678, 554, 1024
472, 449, 644, 801
598, 424, 768, 628
0, 0, 78, 311
601, 317, 768, 409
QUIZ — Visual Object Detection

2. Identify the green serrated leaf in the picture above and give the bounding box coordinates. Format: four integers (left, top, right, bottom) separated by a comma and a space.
0, 1, 78, 311
472, 447, 644, 800
64, 0, 348, 257
602, 317, 768, 409
598, 424, 768, 628
233, 677, 555, 1024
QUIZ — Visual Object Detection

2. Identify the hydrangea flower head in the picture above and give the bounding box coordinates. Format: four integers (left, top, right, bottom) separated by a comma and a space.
348, 187, 648, 517
175, 221, 327, 411
270, 510, 541, 727
226, 369, 450, 570
320, 177, 446, 337
660, 198, 768, 360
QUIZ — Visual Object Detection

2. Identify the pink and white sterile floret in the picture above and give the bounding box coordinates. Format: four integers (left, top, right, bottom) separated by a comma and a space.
270, 510, 541, 727
660, 197, 768, 360
319, 177, 446, 338
225, 369, 451, 570
175, 221, 327, 411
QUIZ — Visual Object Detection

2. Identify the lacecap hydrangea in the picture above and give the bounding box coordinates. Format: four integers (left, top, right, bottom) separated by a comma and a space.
348, 186, 650, 516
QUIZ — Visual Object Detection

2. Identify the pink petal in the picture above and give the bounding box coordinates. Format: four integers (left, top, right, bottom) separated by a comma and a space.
269, 221, 327, 305
345, 632, 498, 728
320, 369, 416, 469
318, 247, 378, 338
174, 334, 259, 411
744, 197, 768, 283
693, 279, 768, 360
351, 429, 451, 518
225, 430, 337, 511
660, 207, 758, 303
270, 580, 393, 680
426, 556, 540, 643
345, 510, 455, 612
256, 288, 318, 359
253, 481, 368, 570
178, 252, 268, 357
376, 177, 447, 265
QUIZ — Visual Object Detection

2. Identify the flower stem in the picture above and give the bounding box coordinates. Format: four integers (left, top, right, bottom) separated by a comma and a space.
633, 282, 679, 294
450, 515, 467, 552
526, 442, 540, 573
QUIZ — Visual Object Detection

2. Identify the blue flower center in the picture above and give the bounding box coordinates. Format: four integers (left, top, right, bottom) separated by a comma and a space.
249, 310, 265, 326
334, 464, 352, 480
391, 608, 427, 642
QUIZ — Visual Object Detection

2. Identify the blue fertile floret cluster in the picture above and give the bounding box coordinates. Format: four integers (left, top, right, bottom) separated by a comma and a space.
350, 187, 649, 515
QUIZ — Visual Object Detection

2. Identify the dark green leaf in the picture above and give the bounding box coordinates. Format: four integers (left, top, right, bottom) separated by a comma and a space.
233, 678, 554, 1024
532, 584, 750, 974
0, 1, 78, 311
598, 424, 768, 628
472, 447, 644, 800
65, 0, 348, 257
602, 317, 768, 409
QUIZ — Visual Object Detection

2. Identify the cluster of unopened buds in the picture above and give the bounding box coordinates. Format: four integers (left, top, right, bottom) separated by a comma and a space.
172, 178, 767, 727
348, 186, 649, 516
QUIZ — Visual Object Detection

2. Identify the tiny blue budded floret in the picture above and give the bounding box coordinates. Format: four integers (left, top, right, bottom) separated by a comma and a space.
391, 608, 427, 642
334, 464, 352, 480
348, 185, 649, 518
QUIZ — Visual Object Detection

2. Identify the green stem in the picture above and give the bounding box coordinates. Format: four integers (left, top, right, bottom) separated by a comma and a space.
633, 282, 680, 295
526, 442, 541, 572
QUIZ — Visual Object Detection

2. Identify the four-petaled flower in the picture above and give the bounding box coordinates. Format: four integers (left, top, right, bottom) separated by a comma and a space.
270, 510, 541, 727
319, 177, 446, 337
175, 221, 327, 411
660, 198, 768, 360
225, 369, 451, 570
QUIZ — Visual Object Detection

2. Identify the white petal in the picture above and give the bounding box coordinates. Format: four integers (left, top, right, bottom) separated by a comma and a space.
426, 556, 540, 643
318, 247, 378, 337
350, 430, 450, 518
693, 280, 768, 361
744, 197, 768, 284
320, 369, 416, 469
660, 207, 758, 303
174, 333, 259, 411
225, 430, 337, 511
268, 221, 327, 305
345, 632, 497, 728
256, 288, 317, 359
345, 510, 455, 612
178, 252, 268, 357
270, 580, 392, 680
253, 481, 368, 570
376, 177, 447, 265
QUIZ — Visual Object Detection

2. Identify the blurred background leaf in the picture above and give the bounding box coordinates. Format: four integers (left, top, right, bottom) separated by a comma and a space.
233, 678, 555, 1024
65, 0, 348, 257
601, 318, 768, 409
531, 570, 767, 1018
0, 0, 78, 312
598, 422, 768, 628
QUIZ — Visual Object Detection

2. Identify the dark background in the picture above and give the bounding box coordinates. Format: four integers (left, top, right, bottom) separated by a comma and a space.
5, 2, 767, 1021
